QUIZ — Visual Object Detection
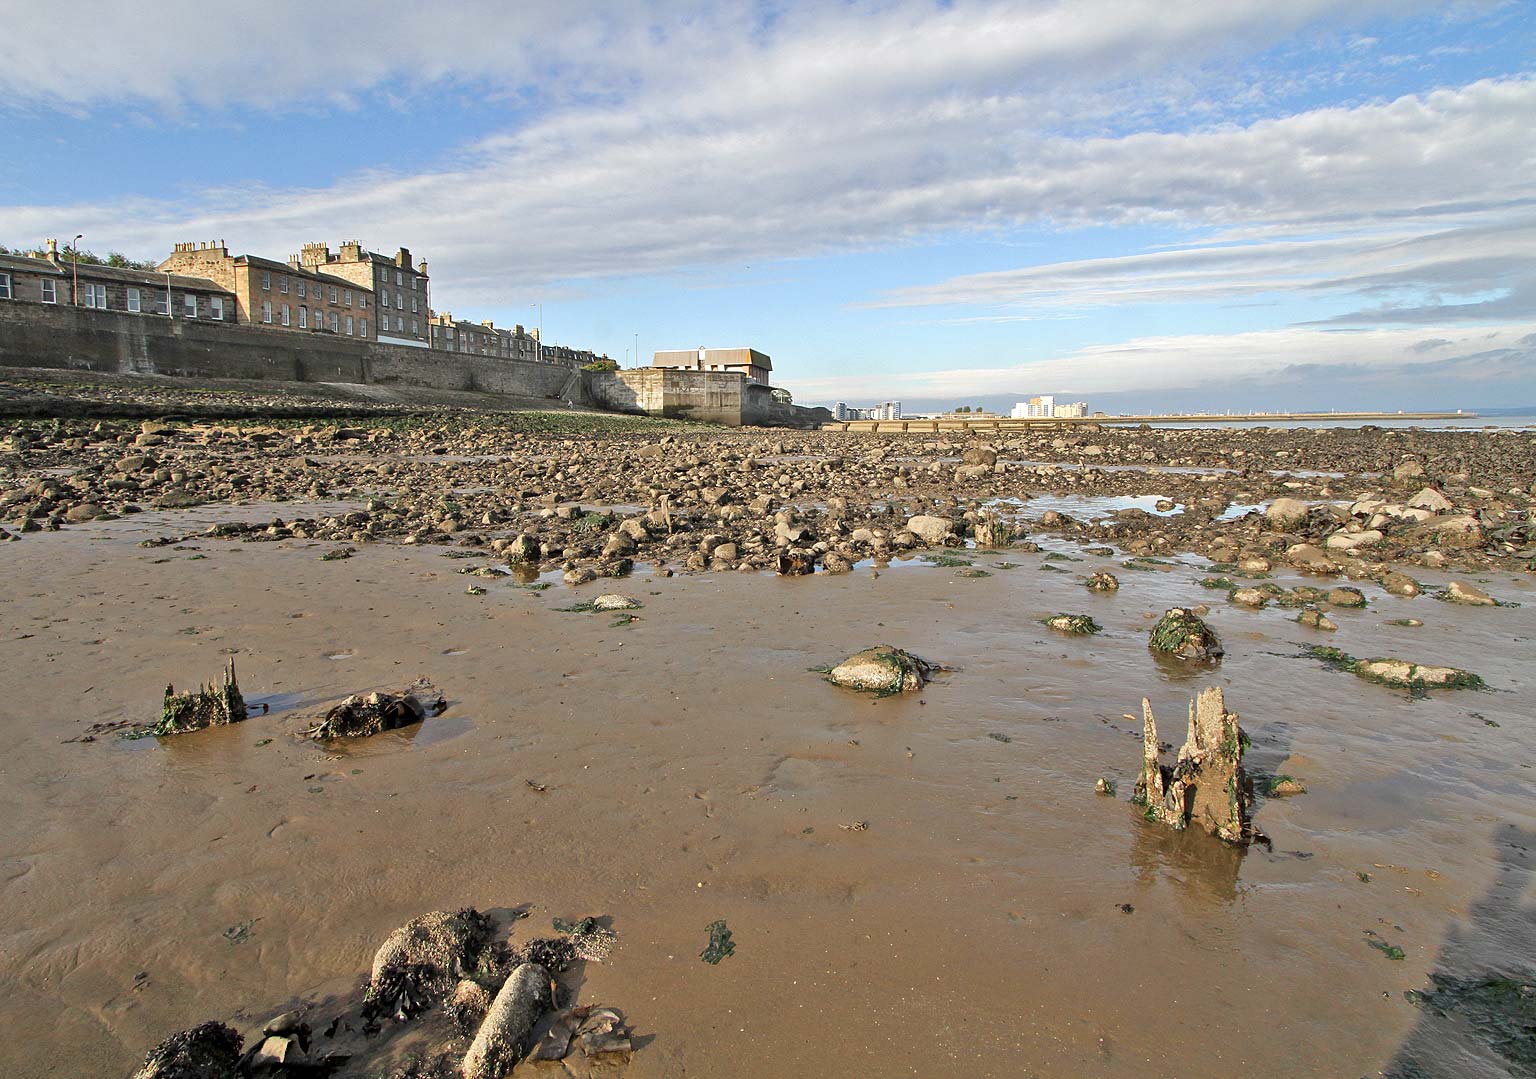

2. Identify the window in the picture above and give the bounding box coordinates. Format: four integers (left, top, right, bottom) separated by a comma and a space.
279, 276, 288, 294
378, 267, 387, 284
345, 315, 354, 336
126, 286, 140, 312
410, 319, 418, 335
412, 277, 419, 290
83, 283, 109, 309
329, 286, 338, 303
211, 296, 224, 320
0, 272, 9, 299
395, 316, 403, 332
280, 303, 290, 326
395, 292, 404, 309
344, 289, 352, 306
156, 291, 169, 315
329, 311, 339, 332
41, 279, 57, 303
298, 306, 308, 329
262, 300, 272, 323
396, 270, 403, 285
359, 295, 367, 309
261, 271, 271, 290
360, 319, 367, 337
379, 288, 389, 308
297, 281, 306, 298
184, 294, 197, 317
410, 297, 418, 313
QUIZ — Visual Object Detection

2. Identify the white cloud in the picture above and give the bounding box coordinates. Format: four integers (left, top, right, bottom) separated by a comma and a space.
787, 323, 1536, 400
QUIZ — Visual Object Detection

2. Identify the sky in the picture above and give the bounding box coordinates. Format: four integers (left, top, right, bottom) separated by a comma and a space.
1, 0, 1533, 412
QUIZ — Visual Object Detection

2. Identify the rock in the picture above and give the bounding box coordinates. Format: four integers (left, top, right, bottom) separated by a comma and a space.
305, 687, 429, 739
1326, 586, 1367, 608
1393, 459, 1427, 480
1380, 571, 1421, 597
1133, 687, 1254, 845
1441, 580, 1497, 606
954, 464, 993, 481
462, 963, 552, 1079
776, 548, 816, 575
131, 1021, 242, 1079
825, 646, 936, 694
960, 445, 997, 466
64, 502, 105, 522
1305, 646, 1485, 690
1043, 613, 1101, 635
592, 594, 641, 611
1268, 776, 1307, 796
823, 551, 853, 574
1285, 543, 1338, 574
1094, 777, 1116, 796
1325, 529, 1383, 551
712, 542, 739, 563
1409, 514, 1484, 549
447, 978, 492, 1037
1265, 498, 1309, 530
248, 1034, 303, 1069
1295, 607, 1337, 631
904, 515, 952, 545
367, 908, 500, 1025
1407, 486, 1453, 513
563, 567, 597, 586
1230, 587, 1268, 608
506, 533, 541, 563
1148, 608, 1222, 662
602, 532, 637, 558
1085, 569, 1119, 592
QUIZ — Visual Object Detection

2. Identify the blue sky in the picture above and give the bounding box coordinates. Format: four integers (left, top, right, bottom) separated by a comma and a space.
1, 1, 1533, 411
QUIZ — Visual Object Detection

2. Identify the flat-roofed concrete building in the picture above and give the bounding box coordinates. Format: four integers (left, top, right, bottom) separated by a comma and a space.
299, 241, 430, 348
159, 241, 375, 340
652, 346, 772, 385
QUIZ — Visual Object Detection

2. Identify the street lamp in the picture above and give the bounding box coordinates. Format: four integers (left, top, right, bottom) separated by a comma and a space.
634, 332, 639, 369
71, 234, 82, 305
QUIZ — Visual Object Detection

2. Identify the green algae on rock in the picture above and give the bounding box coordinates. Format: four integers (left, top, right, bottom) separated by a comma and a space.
1148, 607, 1223, 662
1042, 613, 1102, 635
156, 659, 247, 735
1299, 645, 1485, 691
824, 646, 938, 696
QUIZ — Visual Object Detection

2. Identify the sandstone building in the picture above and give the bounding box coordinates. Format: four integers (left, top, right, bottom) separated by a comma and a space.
3, 240, 234, 320
159, 241, 375, 340
299, 241, 430, 348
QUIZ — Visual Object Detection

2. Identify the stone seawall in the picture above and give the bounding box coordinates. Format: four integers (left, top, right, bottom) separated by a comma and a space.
0, 302, 581, 403
586, 369, 827, 427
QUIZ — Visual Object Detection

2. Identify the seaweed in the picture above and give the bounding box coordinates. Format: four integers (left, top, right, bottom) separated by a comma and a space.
700, 920, 736, 964
156, 660, 246, 735
1404, 974, 1536, 1072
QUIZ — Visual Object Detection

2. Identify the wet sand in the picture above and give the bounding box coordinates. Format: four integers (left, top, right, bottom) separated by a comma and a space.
2, 496, 1533, 1077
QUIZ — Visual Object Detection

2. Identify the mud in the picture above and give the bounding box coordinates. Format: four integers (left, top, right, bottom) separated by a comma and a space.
2, 379, 1534, 1077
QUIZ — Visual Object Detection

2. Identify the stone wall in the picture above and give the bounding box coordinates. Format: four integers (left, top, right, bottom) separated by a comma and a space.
587, 368, 826, 427
0, 300, 578, 401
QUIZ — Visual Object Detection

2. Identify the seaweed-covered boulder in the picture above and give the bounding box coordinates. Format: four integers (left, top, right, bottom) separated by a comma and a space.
1043, 614, 1101, 635
1264, 498, 1309, 530
825, 646, 935, 694
1085, 569, 1119, 593
1148, 608, 1222, 662
305, 684, 438, 740
1441, 580, 1498, 606
366, 908, 503, 1024
156, 660, 246, 736
462, 963, 552, 1079
131, 1021, 242, 1079
1133, 687, 1255, 845
1302, 646, 1485, 691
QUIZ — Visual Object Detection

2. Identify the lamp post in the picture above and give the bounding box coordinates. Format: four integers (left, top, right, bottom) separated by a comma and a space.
71, 234, 82, 305
634, 332, 639, 370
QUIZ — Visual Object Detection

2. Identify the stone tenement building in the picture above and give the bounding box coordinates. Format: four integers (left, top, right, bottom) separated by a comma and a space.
159, 241, 375, 341
2, 240, 236, 321
298, 241, 430, 348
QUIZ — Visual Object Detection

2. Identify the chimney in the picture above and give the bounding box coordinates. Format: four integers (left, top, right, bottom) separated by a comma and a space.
45, 238, 61, 266
395, 247, 411, 268
418, 259, 428, 277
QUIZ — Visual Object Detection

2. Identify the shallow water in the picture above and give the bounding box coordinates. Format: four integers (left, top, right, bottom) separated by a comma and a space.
1, 518, 1532, 1077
